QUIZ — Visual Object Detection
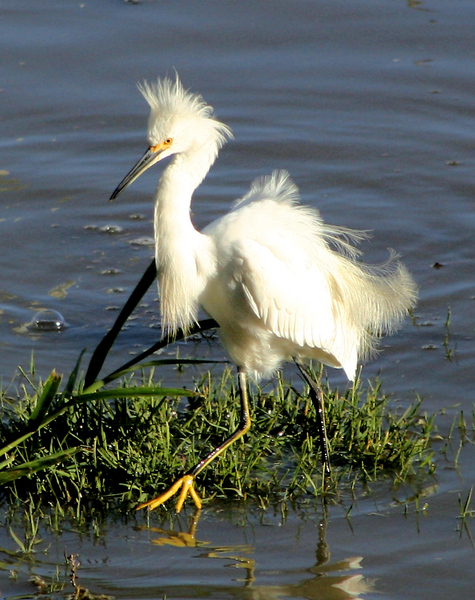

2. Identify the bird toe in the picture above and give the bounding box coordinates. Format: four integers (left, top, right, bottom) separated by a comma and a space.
136, 474, 202, 513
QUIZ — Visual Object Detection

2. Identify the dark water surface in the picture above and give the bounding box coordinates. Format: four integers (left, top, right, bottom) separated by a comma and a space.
1, 0, 475, 598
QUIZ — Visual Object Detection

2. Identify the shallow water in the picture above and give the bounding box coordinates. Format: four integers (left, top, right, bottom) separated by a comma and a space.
1, 0, 475, 598
2, 466, 475, 600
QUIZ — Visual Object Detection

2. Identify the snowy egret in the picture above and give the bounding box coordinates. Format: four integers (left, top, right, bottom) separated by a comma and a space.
110, 74, 417, 512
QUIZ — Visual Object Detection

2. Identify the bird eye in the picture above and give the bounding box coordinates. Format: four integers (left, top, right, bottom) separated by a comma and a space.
164, 138, 173, 145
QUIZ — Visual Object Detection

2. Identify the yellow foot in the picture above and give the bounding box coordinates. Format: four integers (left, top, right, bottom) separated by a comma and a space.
136, 474, 202, 513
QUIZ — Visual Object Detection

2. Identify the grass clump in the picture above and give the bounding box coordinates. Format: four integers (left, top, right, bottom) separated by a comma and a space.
0, 363, 436, 512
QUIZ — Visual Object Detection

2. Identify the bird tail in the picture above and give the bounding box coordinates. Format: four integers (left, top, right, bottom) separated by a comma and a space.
332, 249, 418, 363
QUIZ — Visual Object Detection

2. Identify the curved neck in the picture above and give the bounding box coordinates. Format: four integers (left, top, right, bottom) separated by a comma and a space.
155, 159, 196, 234
153, 146, 216, 336
155, 141, 217, 227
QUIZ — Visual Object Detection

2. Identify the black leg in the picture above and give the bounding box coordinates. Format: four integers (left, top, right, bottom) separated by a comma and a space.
294, 359, 332, 477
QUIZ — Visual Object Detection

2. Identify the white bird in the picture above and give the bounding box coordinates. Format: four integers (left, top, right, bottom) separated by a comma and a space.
110, 74, 417, 513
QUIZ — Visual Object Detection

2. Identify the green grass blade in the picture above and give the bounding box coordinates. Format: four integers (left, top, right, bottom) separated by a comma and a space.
8, 527, 26, 553
74, 386, 198, 403
84, 258, 157, 387
0, 429, 41, 459
64, 348, 86, 397
33, 385, 198, 431
27, 370, 62, 429
0, 447, 79, 483
84, 357, 224, 393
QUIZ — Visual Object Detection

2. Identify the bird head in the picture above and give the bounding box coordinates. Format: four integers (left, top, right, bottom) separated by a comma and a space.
110, 74, 233, 200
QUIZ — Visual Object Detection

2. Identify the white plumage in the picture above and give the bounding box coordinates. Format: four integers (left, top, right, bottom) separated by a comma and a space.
110, 74, 417, 512
202, 170, 415, 380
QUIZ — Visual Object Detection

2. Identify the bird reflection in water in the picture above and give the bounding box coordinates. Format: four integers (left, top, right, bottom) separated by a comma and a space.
138, 508, 372, 600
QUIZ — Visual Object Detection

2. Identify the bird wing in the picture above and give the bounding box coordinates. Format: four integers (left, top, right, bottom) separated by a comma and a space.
232, 236, 339, 352
203, 171, 368, 378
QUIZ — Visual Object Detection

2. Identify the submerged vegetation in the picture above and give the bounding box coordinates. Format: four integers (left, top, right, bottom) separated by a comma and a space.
0, 260, 437, 515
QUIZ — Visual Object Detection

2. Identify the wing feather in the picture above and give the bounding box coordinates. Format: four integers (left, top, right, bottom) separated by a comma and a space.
204, 170, 417, 380
235, 237, 338, 352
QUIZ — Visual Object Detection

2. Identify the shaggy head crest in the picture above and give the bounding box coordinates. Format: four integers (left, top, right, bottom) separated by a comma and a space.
139, 75, 212, 121
138, 74, 232, 150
